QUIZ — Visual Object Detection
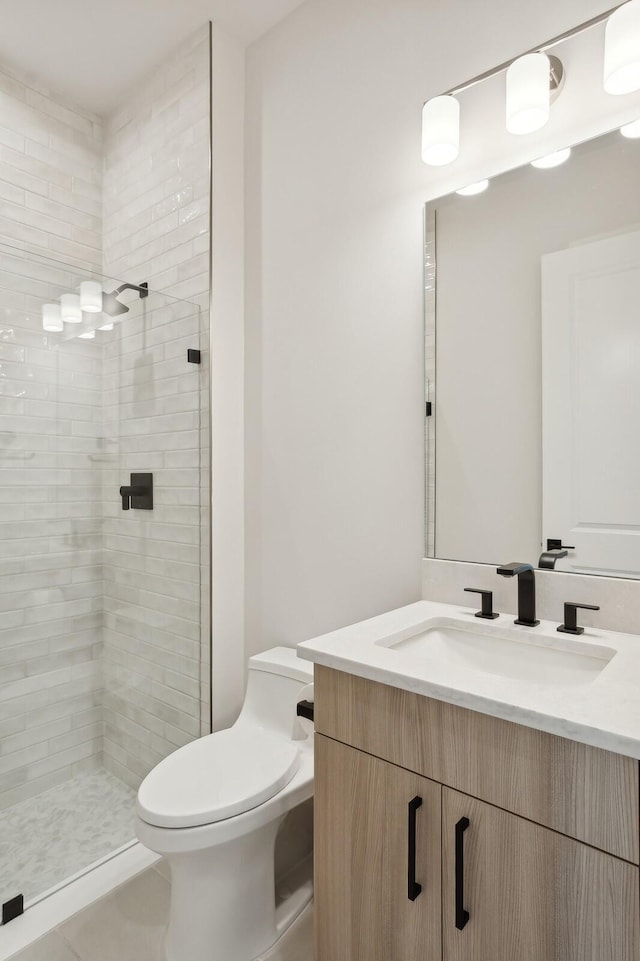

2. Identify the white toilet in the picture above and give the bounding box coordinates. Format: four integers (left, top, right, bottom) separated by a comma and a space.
135, 647, 315, 961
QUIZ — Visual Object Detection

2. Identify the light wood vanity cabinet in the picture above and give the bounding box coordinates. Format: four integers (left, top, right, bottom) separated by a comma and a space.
315, 736, 441, 961
314, 667, 640, 961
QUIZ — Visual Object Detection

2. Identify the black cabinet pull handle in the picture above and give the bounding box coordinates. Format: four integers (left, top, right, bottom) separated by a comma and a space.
407, 796, 423, 901
455, 816, 470, 930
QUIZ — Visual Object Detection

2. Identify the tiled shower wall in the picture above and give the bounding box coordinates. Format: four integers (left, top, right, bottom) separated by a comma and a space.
0, 66, 105, 810
1, 27, 211, 804
101, 26, 211, 789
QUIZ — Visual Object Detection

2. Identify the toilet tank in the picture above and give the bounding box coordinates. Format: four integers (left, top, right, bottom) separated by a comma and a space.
235, 647, 314, 739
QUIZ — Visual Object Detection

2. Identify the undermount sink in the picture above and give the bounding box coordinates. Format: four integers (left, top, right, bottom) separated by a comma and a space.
379, 619, 616, 687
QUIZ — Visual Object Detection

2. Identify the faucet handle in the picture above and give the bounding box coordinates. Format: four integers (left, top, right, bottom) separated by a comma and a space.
546, 538, 575, 551
557, 602, 600, 636
464, 588, 499, 620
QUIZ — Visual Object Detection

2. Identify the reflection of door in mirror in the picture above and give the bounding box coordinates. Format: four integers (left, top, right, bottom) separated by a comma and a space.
542, 229, 640, 578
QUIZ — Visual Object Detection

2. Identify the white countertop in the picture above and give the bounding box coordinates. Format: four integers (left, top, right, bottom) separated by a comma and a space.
297, 600, 640, 760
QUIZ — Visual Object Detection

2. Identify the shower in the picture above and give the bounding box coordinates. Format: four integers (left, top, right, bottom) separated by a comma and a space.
102, 281, 149, 316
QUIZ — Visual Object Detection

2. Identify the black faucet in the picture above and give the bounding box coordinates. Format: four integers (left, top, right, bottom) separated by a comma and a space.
496, 562, 539, 627
538, 548, 568, 570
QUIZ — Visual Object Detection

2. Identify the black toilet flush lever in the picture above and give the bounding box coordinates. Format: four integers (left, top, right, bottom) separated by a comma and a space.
557, 602, 600, 636
119, 473, 153, 511
464, 588, 499, 620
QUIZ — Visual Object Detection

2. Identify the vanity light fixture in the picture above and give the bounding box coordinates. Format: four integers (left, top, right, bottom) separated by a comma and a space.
620, 117, 640, 136
530, 147, 572, 168
506, 53, 553, 135
421, 95, 460, 166
79, 280, 103, 313
98, 322, 114, 331
42, 303, 63, 332
61, 292, 82, 324
422, 3, 640, 167
78, 330, 96, 339
604, 0, 640, 94
455, 179, 490, 196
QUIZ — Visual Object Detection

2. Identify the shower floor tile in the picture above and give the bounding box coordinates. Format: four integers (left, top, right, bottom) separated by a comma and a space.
0, 769, 135, 906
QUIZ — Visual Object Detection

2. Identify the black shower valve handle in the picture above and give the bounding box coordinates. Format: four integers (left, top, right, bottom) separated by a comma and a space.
119, 473, 153, 511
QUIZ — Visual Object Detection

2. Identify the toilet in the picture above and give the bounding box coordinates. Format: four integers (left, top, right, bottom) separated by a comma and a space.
135, 647, 315, 961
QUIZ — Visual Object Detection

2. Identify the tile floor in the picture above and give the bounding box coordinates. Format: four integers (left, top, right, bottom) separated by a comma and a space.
8, 866, 314, 961
0, 769, 135, 906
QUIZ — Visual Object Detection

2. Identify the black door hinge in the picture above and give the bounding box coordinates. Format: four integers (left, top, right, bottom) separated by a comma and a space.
2, 894, 24, 925
425, 401, 432, 417
187, 349, 201, 364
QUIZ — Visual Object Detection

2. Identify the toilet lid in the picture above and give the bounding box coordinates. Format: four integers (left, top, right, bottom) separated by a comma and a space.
137, 727, 301, 829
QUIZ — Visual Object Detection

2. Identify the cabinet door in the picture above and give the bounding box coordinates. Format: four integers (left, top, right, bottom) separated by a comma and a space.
442, 787, 640, 961
315, 734, 441, 961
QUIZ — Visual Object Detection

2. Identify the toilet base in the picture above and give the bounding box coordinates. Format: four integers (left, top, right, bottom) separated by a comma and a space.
163, 816, 310, 961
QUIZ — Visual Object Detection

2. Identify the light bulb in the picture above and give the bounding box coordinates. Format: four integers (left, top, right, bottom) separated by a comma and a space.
506, 53, 551, 135
531, 147, 572, 169
421, 96, 460, 166
80, 281, 103, 313
621, 117, 640, 137
42, 303, 63, 332
604, 0, 640, 95
61, 293, 82, 324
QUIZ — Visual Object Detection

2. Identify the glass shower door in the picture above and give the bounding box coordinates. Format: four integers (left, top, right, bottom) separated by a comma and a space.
0, 243, 209, 912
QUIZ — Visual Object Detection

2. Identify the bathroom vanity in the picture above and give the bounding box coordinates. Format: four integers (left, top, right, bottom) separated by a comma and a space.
298, 601, 640, 961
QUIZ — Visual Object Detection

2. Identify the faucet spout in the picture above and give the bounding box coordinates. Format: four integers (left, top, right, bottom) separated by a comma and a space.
538, 549, 568, 570
496, 562, 539, 627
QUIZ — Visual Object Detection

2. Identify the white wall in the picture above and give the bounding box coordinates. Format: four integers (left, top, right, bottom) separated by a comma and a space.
0, 65, 104, 810
243, 0, 619, 654
211, 24, 247, 729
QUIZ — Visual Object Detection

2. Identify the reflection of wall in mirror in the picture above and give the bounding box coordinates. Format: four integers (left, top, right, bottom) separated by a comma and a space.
430, 129, 640, 571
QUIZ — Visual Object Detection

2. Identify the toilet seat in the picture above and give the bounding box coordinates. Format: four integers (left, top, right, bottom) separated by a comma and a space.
137, 727, 301, 829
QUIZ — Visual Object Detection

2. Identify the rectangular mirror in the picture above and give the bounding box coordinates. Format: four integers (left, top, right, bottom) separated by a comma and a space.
425, 125, 640, 577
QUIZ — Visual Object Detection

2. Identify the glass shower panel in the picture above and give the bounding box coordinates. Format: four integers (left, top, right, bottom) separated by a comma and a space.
101, 288, 204, 790
0, 242, 208, 910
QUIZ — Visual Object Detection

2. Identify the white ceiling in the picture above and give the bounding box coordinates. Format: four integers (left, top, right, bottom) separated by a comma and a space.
0, 0, 305, 115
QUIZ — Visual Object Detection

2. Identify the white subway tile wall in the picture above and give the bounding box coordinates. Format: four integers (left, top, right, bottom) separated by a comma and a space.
1, 27, 211, 812
0, 270, 105, 813
101, 25, 211, 787
0, 57, 105, 811
0, 64, 102, 272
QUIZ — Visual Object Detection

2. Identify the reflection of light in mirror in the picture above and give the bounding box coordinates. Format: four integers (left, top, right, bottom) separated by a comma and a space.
620, 118, 640, 138
42, 303, 63, 332
80, 281, 102, 313
61, 293, 82, 324
78, 330, 96, 339
456, 179, 490, 196
531, 147, 572, 169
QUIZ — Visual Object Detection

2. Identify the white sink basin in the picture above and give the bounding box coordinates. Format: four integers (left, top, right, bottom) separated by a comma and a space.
379, 619, 615, 687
